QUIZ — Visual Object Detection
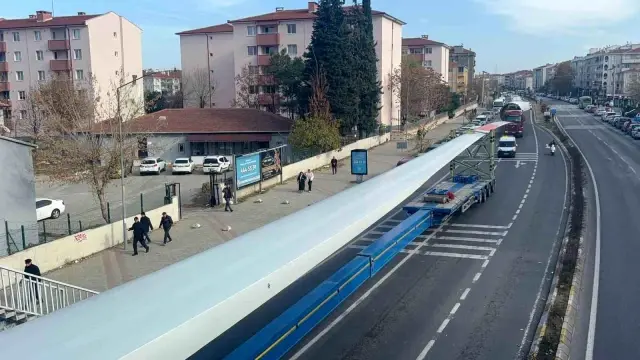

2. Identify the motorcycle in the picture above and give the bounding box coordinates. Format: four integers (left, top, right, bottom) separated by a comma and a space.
550, 144, 556, 156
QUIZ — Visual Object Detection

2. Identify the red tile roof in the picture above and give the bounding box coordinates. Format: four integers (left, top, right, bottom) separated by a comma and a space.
96, 108, 294, 134
228, 5, 394, 23
0, 13, 101, 29
176, 23, 233, 35
402, 37, 449, 48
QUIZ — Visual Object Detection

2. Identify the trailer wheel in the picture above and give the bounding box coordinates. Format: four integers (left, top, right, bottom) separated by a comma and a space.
480, 191, 486, 203
490, 182, 495, 194
484, 186, 490, 198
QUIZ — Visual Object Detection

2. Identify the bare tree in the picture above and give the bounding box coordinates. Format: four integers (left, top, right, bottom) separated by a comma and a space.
182, 67, 215, 108
232, 65, 259, 109
21, 73, 155, 223
627, 74, 640, 106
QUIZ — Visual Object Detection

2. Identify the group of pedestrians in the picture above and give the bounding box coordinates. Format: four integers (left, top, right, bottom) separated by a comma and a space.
128, 212, 174, 256
297, 169, 315, 193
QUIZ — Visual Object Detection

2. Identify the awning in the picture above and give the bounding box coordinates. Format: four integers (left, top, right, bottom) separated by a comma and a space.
186, 133, 272, 142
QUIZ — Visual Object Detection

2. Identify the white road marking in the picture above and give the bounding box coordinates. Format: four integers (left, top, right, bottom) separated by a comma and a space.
497, 238, 503, 246
423, 251, 489, 260
482, 259, 490, 268
448, 223, 509, 229
430, 243, 495, 252
507, 222, 513, 228
512, 214, 517, 221
472, 272, 482, 283
416, 340, 435, 360
450, 303, 461, 315
444, 229, 507, 236
435, 236, 498, 244
436, 318, 450, 333
460, 288, 471, 300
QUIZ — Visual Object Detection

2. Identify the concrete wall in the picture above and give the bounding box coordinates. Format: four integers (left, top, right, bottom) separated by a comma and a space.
0, 137, 37, 245
0, 196, 179, 280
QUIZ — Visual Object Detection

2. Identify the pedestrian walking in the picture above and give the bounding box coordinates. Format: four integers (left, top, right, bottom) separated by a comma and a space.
140, 211, 153, 244
159, 212, 174, 244
297, 172, 307, 193
331, 157, 338, 175
306, 169, 314, 192
222, 185, 233, 212
128, 217, 150, 256
23, 259, 41, 302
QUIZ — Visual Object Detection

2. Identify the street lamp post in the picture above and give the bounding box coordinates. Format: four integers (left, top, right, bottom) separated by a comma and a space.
116, 71, 159, 250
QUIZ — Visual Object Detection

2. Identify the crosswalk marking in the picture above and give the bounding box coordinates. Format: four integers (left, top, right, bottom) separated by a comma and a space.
430, 244, 495, 252
444, 229, 508, 236
448, 224, 509, 229
423, 252, 489, 260
435, 236, 499, 244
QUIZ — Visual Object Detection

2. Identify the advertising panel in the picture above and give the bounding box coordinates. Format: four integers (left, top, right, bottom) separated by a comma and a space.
235, 153, 261, 188
260, 148, 282, 181
351, 149, 368, 175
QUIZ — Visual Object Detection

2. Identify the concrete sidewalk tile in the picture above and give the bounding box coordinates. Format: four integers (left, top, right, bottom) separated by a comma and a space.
43, 116, 469, 291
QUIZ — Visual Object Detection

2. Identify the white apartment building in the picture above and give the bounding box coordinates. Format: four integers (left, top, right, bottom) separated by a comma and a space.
0, 10, 142, 125
402, 36, 450, 84
143, 69, 181, 95
572, 44, 640, 98
177, 2, 404, 126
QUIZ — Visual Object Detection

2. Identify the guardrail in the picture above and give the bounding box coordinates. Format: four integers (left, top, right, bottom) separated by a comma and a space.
0, 265, 99, 317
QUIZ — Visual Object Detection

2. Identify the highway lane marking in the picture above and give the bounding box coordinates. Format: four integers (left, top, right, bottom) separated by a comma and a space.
448, 223, 508, 229
507, 222, 513, 228
430, 244, 495, 252
423, 252, 489, 260
450, 302, 461, 315
444, 229, 508, 236
554, 111, 602, 360
436, 318, 450, 333
416, 340, 435, 360
482, 260, 489, 268
460, 288, 470, 300
435, 236, 498, 244
472, 272, 482, 283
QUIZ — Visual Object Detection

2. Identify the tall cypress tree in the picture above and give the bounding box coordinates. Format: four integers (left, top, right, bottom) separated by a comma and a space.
304, 0, 359, 134
356, 0, 382, 137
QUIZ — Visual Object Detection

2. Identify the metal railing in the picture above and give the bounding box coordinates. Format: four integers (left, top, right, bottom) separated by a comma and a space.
0, 265, 99, 318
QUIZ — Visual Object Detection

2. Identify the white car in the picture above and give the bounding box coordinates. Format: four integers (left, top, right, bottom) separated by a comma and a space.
480, 111, 493, 121
473, 115, 489, 125
171, 158, 194, 174
139, 157, 167, 175
36, 198, 66, 221
202, 155, 232, 174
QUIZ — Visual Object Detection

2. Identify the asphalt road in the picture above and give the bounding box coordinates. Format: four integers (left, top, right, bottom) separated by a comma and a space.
551, 101, 640, 360
193, 111, 570, 360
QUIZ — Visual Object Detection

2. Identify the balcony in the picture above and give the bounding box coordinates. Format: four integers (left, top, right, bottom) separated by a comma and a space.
0, 62, 8, 72
50, 59, 71, 71
0, 99, 11, 108
48, 39, 70, 51
406, 54, 424, 63
257, 75, 275, 86
0, 82, 10, 92
0, 41, 6, 52
258, 93, 279, 105
256, 33, 280, 46
257, 55, 272, 66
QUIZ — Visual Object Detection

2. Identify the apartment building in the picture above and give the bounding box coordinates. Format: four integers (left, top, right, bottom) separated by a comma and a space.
450, 46, 476, 95
177, 2, 404, 126
143, 69, 182, 95
0, 10, 142, 126
402, 36, 450, 83
448, 61, 467, 97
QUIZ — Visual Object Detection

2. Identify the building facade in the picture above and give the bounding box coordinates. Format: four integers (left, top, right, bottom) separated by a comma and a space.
450, 45, 476, 95
402, 36, 450, 84
0, 11, 143, 126
448, 61, 468, 97
533, 66, 544, 90
143, 69, 181, 95
177, 2, 404, 126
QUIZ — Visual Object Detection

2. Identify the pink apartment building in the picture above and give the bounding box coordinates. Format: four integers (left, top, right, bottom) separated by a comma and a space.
177, 1, 404, 126
0, 10, 143, 127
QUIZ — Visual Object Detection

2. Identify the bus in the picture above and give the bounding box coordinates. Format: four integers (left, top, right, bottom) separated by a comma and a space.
493, 98, 505, 114
578, 96, 593, 109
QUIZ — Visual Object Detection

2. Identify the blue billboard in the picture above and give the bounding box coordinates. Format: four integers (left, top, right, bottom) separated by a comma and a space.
351, 149, 368, 175
235, 154, 261, 188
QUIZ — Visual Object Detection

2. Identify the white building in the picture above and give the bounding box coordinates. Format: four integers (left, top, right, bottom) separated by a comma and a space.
571, 44, 640, 98
402, 36, 450, 84
0, 11, 143, 125
143, 69, 181, 95
177, 2, 404, 126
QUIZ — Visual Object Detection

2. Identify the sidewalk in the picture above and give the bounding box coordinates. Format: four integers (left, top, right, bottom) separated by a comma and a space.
44, 117, 465, 292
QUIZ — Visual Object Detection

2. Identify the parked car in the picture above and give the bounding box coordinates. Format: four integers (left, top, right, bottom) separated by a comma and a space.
595, 109, 607, 118
626, 123, 640, 135
602, 111, 617, 121
171, 158, 194, 174
632, 128, 640, 139
139, 157, 167, 175
473, 115, 489, 126
36, 198, 66, 221
202, 155, 231, 174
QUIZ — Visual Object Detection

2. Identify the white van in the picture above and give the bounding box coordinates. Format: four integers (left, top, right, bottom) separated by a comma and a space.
497, 135, 517, 158
202, 155, 232, 174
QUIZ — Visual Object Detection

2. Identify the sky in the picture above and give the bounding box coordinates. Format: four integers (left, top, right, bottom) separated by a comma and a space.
4, 0, 640, 73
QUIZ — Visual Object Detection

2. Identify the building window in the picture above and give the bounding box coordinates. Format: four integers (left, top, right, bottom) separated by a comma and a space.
14, 51, 22, 62
34, 31, 42, 41
247, 46, 257, 56
75, 69, 84, 80
16, 71, 24, 81
113, 32, 117, 38
36, 50, 44, 61
423, 60, 432, 67
248, 65, 259, 75
247, 26, 256, 36
249, 85, 258, 94
18, 91, 26, 100
425, 47, 433, 54
74, 49, 82, 60
178, 144, 185, 152
0, 33, 3, 41
409, 48, 423, 54
287, 44, 298, 56
19, 110, 27, 120
38, 71, 46, 81
458, 67, 464, 72
115, 51, 119, 57
72, 29, 81, 40
287, 24, 296, 34
12, 32, 20, 42
132, 74, 138, 84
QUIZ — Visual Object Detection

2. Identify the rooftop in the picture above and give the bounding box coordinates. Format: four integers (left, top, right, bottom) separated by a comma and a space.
176, 23, 233, 35
96, 108, 294, 134
403, 36, 449, 48
0, 10, 100, 29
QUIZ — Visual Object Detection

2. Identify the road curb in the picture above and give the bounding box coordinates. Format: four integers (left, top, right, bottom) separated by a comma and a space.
528, 106, 587, 360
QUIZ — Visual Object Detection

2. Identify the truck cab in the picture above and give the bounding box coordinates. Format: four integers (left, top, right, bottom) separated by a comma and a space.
502, 109, 525, 138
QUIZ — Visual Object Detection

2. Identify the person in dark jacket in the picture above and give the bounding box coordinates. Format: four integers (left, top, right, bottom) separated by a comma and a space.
222, 185, 233, 212
331, 157, 338, 175
128, 217, 150, 256
297, 172, 307, 193
24, 259, 41, 301
159, 212, 174, 244
140, 212, 153, 244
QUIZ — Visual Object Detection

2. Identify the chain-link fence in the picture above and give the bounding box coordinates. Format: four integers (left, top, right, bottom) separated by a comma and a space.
1, 186, 170, 257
